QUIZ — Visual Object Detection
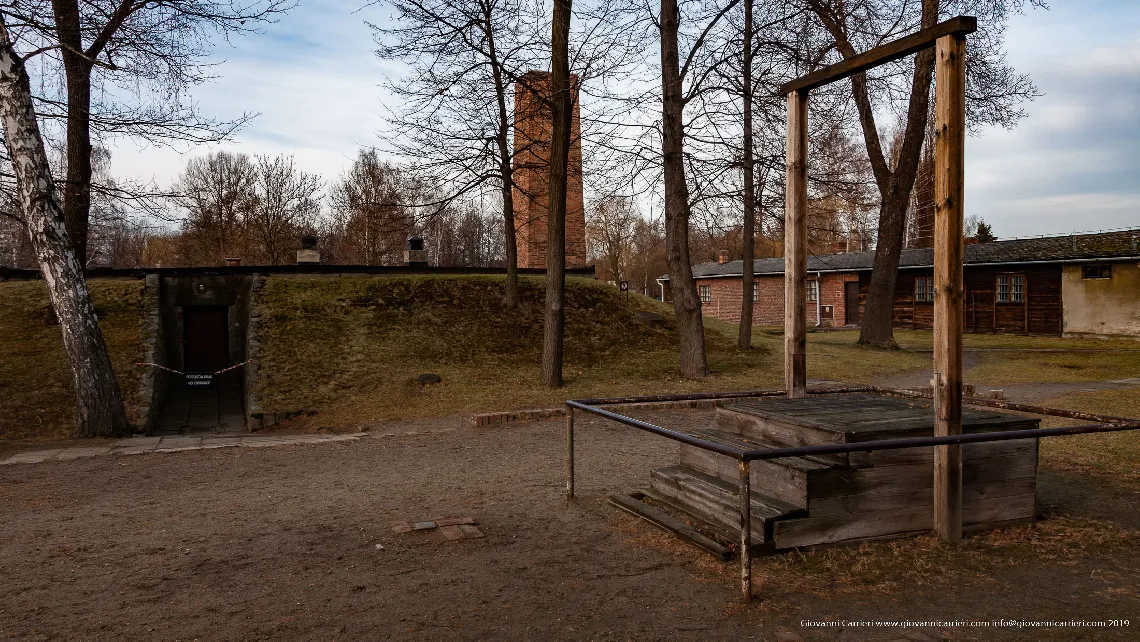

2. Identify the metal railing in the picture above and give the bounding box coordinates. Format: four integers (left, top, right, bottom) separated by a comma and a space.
563, 386, 1140, 601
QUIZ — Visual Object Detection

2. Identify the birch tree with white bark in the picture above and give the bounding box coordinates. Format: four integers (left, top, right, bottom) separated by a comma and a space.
0, 15, 130, 437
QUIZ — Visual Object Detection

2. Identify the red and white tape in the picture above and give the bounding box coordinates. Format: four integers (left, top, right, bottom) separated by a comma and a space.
134, 360, 253, 376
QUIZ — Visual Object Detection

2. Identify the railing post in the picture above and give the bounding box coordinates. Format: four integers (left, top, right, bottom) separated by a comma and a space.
739, 458, 753, 601
565, 405, 575, 499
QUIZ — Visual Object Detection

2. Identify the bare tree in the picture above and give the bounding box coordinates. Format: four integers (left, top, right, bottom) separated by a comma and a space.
0, 175, 34, 266
906, 123, 936, 248
174, 151, 258, 265
737, 0, 755, 348
627, 214, 667, 296
373, 0, 547, 307
542, 0, 573, 388
798, 0, 1039, 346
326, 149, 420, 265
586, 195, 637, 282
247, 155, 321, 265
0, 15, 130, 437
658, 0, 748, 378
424, 204, 504, 267
3, 0, 289, 267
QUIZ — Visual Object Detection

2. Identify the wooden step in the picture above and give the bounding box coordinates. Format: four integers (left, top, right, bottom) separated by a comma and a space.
717, 405, 846, 463
649, 464, 805, 543
678, 429, 834, 507
717, 394, 1039, 464
608, 492, 733, 560
680, 433, 1037, 519
773, 483, 1037, 549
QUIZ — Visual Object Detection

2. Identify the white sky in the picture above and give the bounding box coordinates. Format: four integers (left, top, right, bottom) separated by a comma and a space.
105, 0, 1140, 239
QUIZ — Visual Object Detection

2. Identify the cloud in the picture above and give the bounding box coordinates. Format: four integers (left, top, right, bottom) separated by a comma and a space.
101, 0, 1140, 240
967, 29, 1140, 238
105, 1, 391, 188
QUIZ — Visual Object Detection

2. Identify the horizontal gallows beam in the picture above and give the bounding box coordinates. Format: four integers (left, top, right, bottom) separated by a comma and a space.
779, 15, 977, 95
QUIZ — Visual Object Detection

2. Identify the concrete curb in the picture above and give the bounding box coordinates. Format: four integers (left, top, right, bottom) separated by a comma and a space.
472, 398, 721, 427
0, 432, 367, 466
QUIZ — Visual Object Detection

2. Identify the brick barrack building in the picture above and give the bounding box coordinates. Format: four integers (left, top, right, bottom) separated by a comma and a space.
658, 229, 1140, 338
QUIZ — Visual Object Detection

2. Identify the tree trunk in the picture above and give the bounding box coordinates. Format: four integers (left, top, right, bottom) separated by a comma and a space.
485, 9, 520, 308
541, 0, 572, 388
500, 171, 520, 308
0, 17, 132, 438
608, 243, 621, 286
52, 0, 94, 268
660, 0, 708, 378
737, 0, 755, 349
859, 195, 911, 346
855, 0, 939, 348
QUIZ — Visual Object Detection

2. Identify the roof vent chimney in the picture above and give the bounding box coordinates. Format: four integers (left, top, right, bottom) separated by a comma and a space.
405, 236, 428, 266
297, 235, 320, 265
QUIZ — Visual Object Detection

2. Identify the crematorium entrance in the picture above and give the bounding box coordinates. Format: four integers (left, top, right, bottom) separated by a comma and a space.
152, 276, 253, 435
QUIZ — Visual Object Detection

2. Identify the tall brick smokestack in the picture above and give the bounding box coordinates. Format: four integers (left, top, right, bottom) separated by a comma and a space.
512, 70, 586, 269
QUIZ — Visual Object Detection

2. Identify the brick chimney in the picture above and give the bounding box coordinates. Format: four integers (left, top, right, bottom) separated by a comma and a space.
716, 250, 729, 265
297, 235, 320, 265
404, 236, 428, 266
512, 70, 586, 269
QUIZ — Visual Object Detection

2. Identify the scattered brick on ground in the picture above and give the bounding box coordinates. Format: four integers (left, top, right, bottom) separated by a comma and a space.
390, 517, 482, 541
439, 525, 465, 541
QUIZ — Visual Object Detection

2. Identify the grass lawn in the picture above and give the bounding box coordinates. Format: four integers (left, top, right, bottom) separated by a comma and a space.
968, 350, 1140, 384
255, 275, 929, 429
0, 279, 145, 441
1037, 388, 1140, 483
804, 328, 1140, 385
4, 274, 1137, 440
807, 328, 1140, 351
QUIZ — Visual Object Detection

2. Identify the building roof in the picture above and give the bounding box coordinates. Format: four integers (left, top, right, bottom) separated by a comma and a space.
661, 229, 1140, 281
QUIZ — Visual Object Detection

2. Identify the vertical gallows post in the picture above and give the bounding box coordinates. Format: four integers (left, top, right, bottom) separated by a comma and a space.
933, 32, 966, 541
784, 89, 808, 398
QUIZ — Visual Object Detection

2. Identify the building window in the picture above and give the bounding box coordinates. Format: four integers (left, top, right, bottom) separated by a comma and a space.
915, 277, 935, 303
996, 275, 1025, 303
752, 282, 759, 300
1082, 265, 1112, 279
699, 284, 711, 303
806, 280, 818, 303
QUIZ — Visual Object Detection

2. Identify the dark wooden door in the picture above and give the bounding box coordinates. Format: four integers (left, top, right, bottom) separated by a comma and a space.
845, 282, 861, 326
183, 306, 229, 372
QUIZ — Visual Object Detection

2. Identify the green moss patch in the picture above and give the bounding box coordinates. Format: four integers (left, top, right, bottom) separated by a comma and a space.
253, 275, 930, 429
0, 279, 145, 441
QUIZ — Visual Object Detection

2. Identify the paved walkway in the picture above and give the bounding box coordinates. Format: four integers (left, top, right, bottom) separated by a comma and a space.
0, 422, 465, 467
154, 375, 246, 436
0, 433, 367, 466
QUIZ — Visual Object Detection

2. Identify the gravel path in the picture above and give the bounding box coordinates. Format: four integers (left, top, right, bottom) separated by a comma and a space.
1, 410, 1136, 640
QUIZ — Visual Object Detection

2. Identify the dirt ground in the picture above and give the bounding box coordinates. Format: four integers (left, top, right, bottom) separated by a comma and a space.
1, 410, 1137, 640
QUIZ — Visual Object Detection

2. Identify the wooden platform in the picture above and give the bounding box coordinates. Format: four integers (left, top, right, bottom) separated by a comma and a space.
646, 394, 1039, 550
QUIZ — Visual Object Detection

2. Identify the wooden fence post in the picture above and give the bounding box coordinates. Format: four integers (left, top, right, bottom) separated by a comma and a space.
933, 32, 966, 541
784, 89, 808, 398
